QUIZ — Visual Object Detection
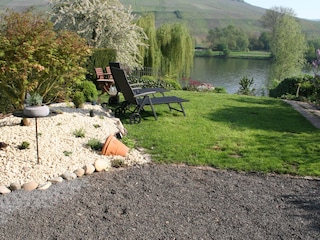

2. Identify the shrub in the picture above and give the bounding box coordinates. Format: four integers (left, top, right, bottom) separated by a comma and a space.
18, 141, 30, 150
25, 93, 43, 106
269, 75, 314, 100
63, 150, 72, 156
111, 159, 127, 168
77, 80, 98, 102
72, 91, 85, 108
87, 138, 103, 151
238, 75, 255, 96
73, 128, 85, 138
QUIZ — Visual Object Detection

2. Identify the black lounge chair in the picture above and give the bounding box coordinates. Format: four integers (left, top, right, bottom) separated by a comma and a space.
110, 66, 189, 124
109, 62, 167, 97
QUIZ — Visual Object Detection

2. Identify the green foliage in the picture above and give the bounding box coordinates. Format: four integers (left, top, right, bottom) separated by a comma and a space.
207, 25, 249, 51
238, 76, 256, 96
0, 10, 90, 110
25, 93, 43, 106
269, 75, 315, 101
267, 11, 307, 80
128, 75, 182, 90
73, 127, 86, 138
63, 150, 72, 156
18, 141, 30, 150
111, 159, 127, 168
135, 13, 161, 70
156, 23, 194, 79
72, 92, 85, 108
76, 81, 98, 102
87, 138, 103, 151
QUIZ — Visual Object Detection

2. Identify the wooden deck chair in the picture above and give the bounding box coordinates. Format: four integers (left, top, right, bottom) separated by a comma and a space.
111, 67, 188, 124
95, 67, 116, 103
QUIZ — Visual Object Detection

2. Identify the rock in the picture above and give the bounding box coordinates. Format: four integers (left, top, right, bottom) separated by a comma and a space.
49, 177, 64, 184
10, 181, 21, 191
74, 168, 85, 177
84, 164, 95, 175
0, 185, 11, 194
94, 159, 109, 172
38, 182, 52, 190
0, 142, 9, 150
22, 181, 39, 191
61, 171, 77, 180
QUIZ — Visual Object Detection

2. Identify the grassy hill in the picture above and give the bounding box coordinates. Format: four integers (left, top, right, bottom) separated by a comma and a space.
1, 0, 320, 46
120, 0, 320, 46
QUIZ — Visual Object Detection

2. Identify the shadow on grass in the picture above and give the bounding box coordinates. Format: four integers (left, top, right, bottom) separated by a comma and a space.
207, 104, 316, 133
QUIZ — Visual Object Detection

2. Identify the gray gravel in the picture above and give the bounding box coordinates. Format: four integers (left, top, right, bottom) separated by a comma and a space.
0, 163, 319, 239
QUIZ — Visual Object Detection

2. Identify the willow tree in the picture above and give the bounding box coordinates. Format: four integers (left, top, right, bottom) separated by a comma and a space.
49, 0, 147, 68
135, 13, 161, 71
157, 23, 194, 79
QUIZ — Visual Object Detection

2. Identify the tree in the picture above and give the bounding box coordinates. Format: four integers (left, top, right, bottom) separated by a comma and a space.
156, 23, 194, 79
207, 25, 249, 51
268, 11, 307, 80
135, 13, 161, 71
49, 0, 147, 68
0, 10, 90, 112
260, 6, 296, 37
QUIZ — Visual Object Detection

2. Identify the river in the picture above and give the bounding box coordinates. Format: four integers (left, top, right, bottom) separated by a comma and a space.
183, 57, 272, 96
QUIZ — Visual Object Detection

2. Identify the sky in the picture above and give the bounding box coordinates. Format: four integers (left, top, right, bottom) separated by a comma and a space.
245, 0, 320, 20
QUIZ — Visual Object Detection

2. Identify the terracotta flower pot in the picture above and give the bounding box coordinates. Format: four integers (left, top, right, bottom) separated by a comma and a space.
101, 135, 129, 157
23, 105, 49, 118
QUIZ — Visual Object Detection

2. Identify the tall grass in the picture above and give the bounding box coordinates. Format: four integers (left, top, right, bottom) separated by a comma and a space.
121, 91, 320, 177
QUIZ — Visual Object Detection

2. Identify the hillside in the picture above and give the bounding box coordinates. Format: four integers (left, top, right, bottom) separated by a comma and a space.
120, 0, 320, 46
120, 0, 267, 45
1, 0, 319, 46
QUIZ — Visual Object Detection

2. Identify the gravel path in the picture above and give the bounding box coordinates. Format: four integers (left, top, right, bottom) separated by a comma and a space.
0, 163, 319, 239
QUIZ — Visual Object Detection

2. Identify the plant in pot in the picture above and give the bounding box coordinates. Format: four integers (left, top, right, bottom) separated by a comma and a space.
23, 93, 50, 118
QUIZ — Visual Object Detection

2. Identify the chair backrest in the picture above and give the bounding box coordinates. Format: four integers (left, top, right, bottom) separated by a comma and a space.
95, 68, 105, 79
105, 66, 113, 79
109, 63, 122, 93
109, 62, 121, 69
110, 67, 137, 104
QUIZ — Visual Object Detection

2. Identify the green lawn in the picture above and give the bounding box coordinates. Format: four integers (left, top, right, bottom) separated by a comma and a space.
117, 91, 320, 177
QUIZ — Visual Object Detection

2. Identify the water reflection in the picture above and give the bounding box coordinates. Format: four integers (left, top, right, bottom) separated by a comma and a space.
185, 57, 272, 96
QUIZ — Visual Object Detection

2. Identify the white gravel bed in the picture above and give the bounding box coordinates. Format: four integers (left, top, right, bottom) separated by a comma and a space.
0, 103, 149, 187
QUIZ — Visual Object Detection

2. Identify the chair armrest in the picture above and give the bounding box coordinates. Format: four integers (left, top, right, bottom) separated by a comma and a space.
134, 91, 156, 98
130, 83, 144, 87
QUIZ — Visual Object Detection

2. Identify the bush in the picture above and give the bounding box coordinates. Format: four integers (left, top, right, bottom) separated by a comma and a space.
77, 80, 98, 102
269, 75, 314, 100
18, 141, 30, 150
72, 91, 85, 108
238, 75, 255, 96
73, 128, 86, 138
127, 75, 182, 90
87, 138, 103, 151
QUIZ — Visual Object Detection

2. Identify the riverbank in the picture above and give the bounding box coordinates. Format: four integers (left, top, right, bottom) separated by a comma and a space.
194, 50, 272, 59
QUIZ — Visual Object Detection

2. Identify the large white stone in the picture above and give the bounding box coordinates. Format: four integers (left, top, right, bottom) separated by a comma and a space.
0, 185, 11, 194
22, 181, 39, 191
84, 164, 95, 175
94, 159, 109, 172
